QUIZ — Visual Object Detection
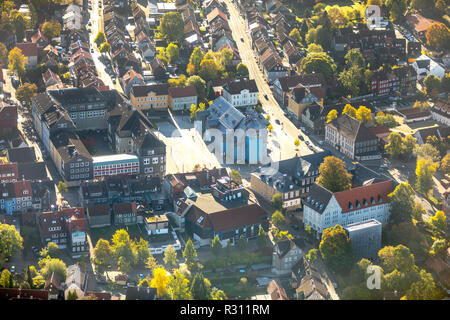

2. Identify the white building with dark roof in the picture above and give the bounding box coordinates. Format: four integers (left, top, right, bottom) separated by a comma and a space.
222, 78, 258, 108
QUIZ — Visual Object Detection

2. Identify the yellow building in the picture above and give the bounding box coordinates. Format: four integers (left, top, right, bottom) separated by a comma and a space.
287, 86, 323, 121
129, 84, 169, 111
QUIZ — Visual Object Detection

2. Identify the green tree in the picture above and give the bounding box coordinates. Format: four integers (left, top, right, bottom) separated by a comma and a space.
41, 20, 61, 39
236, 235, 247, 251
135, 238, 150, 265
57, 181, 68, 193
271, 193, 283, 210
39, 242, 60, 259
159, 12, 184, 42
305, 25, 331, 50
189, 47, 204, 71
0, 269, 13, 288
167, 269, 192, 300
256, 227, 267, 250
183, 239, 198, 270
211, 287, 227, 300
211, 236, 222, 257
166, 43, 179, 64
15, 83, 37, 104
415, 157, 438, 194
294, 138, 300, 148
425, 22, 450, 50
271, 210, 285, 227
306, 43, 324, 53
388, 182, 415, 224
430, 239, 447, 257
111, 229, 137, 267
378, 245, 415, 274
229, 169, 242, 184
93, 239, 113, 271
411, 202, 425, 221
138, 278, 151, 287
319, 225, 353, 274
429, 211, 447, 236
0, 43, 7, 62
66, 290, 78, 300
423, 74, 441, 95
327, 6, 348, 29
411, 0, 433, 10
225, 239, 232, 256
94, 31, 105, 47
163, 245, 178, 269
306, 248, 318, 264
8, 47, 27, 79
267, 123, 274, 133
414, 143, 441, 162
236, 62, 249, 77
190, 273, 210, 300
339, 66, 365, 96
199, 59, 219, 81
385, 0, 407, 22
99, 42, 111, 54
289, 28, 302, 43
0, 223, 23, 266
145, 254, 160, 276
404, 269, 441, 300
39, 257, 67, 280
187, 75, 206, 100
316, 156, 352, 192
355, 106, 373, 124
299, 51, 336, 80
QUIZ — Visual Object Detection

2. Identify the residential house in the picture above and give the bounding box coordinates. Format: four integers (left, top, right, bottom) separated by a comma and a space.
413, 126, 450, 145
405, 14, 438, 40
222, 78, 258, 108
63, 3, 83, 30
149, 58, 167, 79
121, 68, 145, 97
207, 8, 228, 29
0, 180, 33, 215
325, 114, 380, 161
303, 180, 392, 238
113, 201, 137, 225
266, 280, 288, 300
65, 264, 87, 299
260, 48, 288, 83
42, 69, 64, 90
6, 146, 36, 164
272, 74, 326, 108
0, 104, 18, 134
144, 214, 169, 235
31, 30, 48, 49
0, 288, 49, 300
86, 204, 111, 228
272, 238, 305, 275
412, 54, 446, 80
396, 107, 431, 123
296, 274, 330, 300
287, 85, 323, 121
430, 100, 450, 126
0, 162, 18, 183
15, 43, 38, 68
44, 272, 62, 300
168, 86, 198, 111
130, 84, 169, 111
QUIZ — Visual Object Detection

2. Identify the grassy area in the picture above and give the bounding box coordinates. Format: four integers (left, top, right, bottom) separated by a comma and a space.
89, 224, 146, 246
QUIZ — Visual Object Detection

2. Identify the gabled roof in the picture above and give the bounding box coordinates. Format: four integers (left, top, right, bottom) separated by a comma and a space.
207, 8, 228, 24
87, 204, 111, 217
168, 86, 197, 98
15, 43, 38, 57
7, 147, 36, 163
223, 78, 257, 94
327, 114, 377, 142
113, 201, 137, 215
131, 83, 169, 97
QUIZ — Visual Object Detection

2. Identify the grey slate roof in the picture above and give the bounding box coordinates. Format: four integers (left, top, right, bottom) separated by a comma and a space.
327, 114, 377, 142
303, 183, 334, 214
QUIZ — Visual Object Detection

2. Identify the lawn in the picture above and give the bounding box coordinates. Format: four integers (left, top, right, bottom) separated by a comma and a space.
89, 224, 147, 246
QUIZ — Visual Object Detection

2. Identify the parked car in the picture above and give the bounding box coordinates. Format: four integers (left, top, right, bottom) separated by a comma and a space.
275, 119, 280, 125
305, 141, 310, 145
298, 135, 304, 141
240, 37, 244, 42
264, 94, 268, 100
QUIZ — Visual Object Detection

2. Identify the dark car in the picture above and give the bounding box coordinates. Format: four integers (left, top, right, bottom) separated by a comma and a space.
298, 135, 304, 141
264, 94, 268, 100
275, 119, 280, 125
240, 37, 244, 42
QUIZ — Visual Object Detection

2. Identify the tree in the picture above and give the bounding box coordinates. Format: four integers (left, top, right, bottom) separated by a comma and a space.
138, 278, 151, 287
150, 267, 169, 298
15, 83, 37, 104
41, 20, 61, 40
307, 43, 324, 53
183, 239, 198, 270
236, 235, 247, 251
294, 138, 300, 148
93, 239, 113, 270
441, 154, 450, 175
167, 269, 191, 300
219, 47, 233, 68
441, 73, 450, 93
10, 11, 26, 42
289, 28, 302, 43
319, 225, 353, 274
135, 238, 150, 265
236, 63, 249, 77
256, 227, 267, 250
57, 181, 68, 193
385, 0, 407, 22
40, 242, 60, 259
225, 239, 232, 256
435, 0, 447, 13
39, 257, 67, 280
190, 273, 210, 300
94, 31, 105, 47
316, 156, 352, 192
327, 6, 348, 29
166, 43, 179, 64
189, 47, 204, 71
0, 43, 7, 62
199, 59, 219, 81
430, 239, 447, 257
425, 22, 450, 50
271, 210, 285, 227
355, 106, 373, 124
271, 193, 283, 210
386, 132, 416, 159
415, 157, 438, 194
145, 254, 159, 276
299, 51, 336, 80
66, 290, 78, 300
0, 223, 23, 266
99, 42, 111, 54
378, 245, 415, 274
164, 245, 178, 269
410, 0, 433, 10
367, 0, 383, 6
211, 287, 227, 300
229, 169, 242, 185
0, 269, 13, 288
342, 104, 357, 118
159, 12, 184, 42
423, 74, 441, 95
339, 66, 365, 97
111, 229, 137, 267
187, 75, 206, 100
414, 143, 441, 162
411, 202, 425, 221
8, 47, 27, 79
326, 109, 338, 123
404, 269, 441, 300
267, 124, 274, 133
305, 25, 331, 50
211, 236, 222, 257
306, 248, 318, 264
429, 211, 447, 236
388, 182, 415, 224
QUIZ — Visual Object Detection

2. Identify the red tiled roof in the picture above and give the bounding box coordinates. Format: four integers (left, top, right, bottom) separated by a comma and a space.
208, 203, 268, 233
13, 180, 32, 198
334, 180, 392, 214
113, 202, 137, 215
0, 162, 18, 181
168, 86, 198, 98
0, 288, 49, 300
87, 204, 110, 217
15, 43, 38, 57
406, 14, 437, 33
207, 8, 228, 24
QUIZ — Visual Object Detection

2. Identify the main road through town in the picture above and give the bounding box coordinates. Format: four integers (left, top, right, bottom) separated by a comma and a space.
222, 0, 316, 159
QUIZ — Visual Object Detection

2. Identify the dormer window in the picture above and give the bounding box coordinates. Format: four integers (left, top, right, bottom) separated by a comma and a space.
348, 202, 353, 210
363, 198, 368, 206
371, 197, 375, 204
378, 195, 382, 203
356, 200, 360, 208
